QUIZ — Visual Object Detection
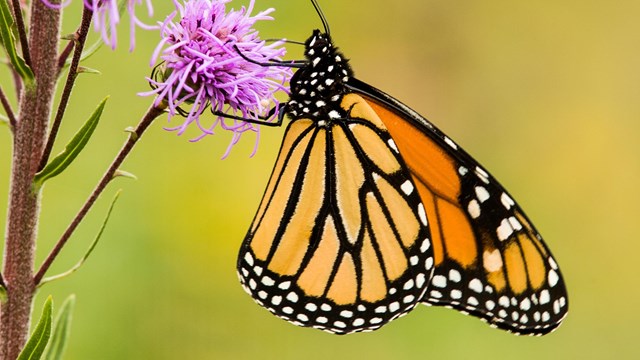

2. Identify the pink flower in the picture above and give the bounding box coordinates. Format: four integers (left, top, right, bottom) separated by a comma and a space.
142, 0, 292, 157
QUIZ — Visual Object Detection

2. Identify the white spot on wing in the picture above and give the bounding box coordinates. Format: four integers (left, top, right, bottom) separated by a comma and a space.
418, 204, 428, 225
497, 218, 514, 241
501, 192, 515, 209
548, 269, 559, 287
444, 136, 458, 149
388, 139, 399, 153
483, 249, 503, 272
467, 199, 481, 219
475, 186, 490, 203
401, 180, 414, 195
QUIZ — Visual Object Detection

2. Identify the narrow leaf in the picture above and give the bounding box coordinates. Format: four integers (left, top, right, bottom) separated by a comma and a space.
0, 0, 34, 86
17, 296, 53, 360
34, 97, 108, 189
39, 190, 122, 287
43, 295, 75, 360
77, 66, 101, 75
113, 170, 137, 180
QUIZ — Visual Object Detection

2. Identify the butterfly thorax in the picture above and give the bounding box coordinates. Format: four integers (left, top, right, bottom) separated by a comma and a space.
287, 30, 354, 121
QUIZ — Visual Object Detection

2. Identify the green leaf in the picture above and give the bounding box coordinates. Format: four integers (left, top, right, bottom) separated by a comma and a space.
0, 284, 6, 302
0, 0, 34, 87
42, 295, 75, 360
33, 97, 108, 190
39, 190, 122, 287
17, 296, 53, 360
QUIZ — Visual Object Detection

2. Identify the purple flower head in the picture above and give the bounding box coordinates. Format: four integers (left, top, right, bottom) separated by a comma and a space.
41, 0, 155, 50
142, 0, 291, 157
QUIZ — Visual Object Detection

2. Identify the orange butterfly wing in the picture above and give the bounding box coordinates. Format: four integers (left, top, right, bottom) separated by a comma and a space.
237, 98, 434, 334
353, 82, 568, 335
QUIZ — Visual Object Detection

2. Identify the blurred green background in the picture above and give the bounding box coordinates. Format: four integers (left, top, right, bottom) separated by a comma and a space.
1, 0, 639, 358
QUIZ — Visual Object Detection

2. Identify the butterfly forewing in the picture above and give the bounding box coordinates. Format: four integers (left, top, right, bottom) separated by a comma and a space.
354, 87, 568, 335
238, 104, 434, 334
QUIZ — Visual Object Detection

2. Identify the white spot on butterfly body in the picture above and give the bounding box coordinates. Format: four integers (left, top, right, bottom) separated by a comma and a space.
312, 57, 321, 67
316, 100, 326, 107
325, 79, 334, 86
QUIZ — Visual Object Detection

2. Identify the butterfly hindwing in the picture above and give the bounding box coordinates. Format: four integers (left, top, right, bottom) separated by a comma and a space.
350, 80, 568, 335
238, 105, 434, 334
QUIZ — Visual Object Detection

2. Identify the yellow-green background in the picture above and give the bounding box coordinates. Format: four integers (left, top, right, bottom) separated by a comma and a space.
1, 0, 638, 358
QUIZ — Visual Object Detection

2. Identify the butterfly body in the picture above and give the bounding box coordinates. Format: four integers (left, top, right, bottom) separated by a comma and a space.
237, 29, 568, 335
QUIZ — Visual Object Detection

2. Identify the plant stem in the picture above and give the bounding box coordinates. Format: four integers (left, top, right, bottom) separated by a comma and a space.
34, 103, 165, 285
10, 0, 31, 67
0, 86, 16, 131
0, 1, 60, 358
39, 6, 93, 171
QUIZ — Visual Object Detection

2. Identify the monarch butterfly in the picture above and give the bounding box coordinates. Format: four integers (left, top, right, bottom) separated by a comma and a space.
237, 0, 568, 335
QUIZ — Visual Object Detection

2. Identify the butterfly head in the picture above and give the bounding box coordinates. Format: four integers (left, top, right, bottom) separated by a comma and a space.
288, 30, 354, 121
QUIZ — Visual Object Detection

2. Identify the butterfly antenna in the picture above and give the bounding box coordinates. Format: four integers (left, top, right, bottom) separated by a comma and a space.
311, 0, 330, 35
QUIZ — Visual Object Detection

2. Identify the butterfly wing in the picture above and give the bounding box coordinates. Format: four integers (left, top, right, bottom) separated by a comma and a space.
237, 104, 434, 334
348, 78, 568, 335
